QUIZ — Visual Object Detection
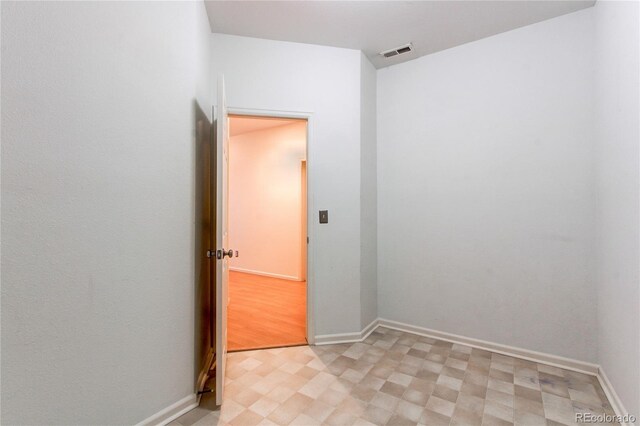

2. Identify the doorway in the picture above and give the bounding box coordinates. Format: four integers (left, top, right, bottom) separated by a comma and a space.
226, 114, 308, 351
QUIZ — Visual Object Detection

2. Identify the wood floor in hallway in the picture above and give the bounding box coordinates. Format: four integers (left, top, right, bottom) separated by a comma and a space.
228, 271, 307, 351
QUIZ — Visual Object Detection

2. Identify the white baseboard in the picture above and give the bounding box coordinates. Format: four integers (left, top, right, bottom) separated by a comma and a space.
315, 317, 599, 376
136, 394, 198, 426
597, 367, 635, 426
378, 318, 599, 376
314, 318, 379, 345
229, 266, 302, 281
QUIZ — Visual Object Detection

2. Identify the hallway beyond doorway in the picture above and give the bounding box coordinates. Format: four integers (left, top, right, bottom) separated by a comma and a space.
228, 271, 307, 351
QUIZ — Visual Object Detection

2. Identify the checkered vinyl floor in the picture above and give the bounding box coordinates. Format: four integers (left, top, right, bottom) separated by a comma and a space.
171, 327, 615, 426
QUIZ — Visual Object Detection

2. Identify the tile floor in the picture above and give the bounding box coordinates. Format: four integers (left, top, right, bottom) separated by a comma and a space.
171, 327, 615, 426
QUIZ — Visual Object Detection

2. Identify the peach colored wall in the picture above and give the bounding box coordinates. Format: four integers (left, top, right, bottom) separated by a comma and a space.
229, 121, 306, 280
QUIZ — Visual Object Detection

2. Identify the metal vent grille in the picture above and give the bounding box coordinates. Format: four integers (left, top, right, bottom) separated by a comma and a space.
380, 43, 413, 59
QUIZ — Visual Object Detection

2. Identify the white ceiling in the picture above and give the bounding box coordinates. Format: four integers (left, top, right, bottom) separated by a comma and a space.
204, 1, 595, 69
229, 116, 300, 136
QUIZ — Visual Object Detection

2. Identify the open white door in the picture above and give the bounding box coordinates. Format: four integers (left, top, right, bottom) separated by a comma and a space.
215, 74, 230, 406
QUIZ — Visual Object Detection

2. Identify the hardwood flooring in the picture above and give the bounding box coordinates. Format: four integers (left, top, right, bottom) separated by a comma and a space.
228, 271, 307, 351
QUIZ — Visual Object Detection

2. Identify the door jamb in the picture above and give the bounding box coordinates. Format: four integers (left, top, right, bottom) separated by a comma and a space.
226, 107, 315, 345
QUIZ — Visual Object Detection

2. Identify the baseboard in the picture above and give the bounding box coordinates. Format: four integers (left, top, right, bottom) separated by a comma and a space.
229, 266, 302, 281
597, 367, 635, 426
377, 318, 599, 376
315, 317, 602, 378
136, 394, 198, 426
314, 318, 379, 345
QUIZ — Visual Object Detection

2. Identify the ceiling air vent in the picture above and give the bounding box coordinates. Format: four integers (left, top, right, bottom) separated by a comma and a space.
380, 43, 413, 59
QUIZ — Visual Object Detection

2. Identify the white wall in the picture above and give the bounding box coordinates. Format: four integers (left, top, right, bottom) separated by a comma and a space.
211, 34, 365, 336
0, 1, 211, 424
229, 122, 307, 280
360, 53, 378, 327
377, 9, 597, 362
594, 0, 640, 418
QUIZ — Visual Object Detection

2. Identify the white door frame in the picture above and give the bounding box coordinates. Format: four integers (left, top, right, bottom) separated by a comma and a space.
226, 106, 315, 345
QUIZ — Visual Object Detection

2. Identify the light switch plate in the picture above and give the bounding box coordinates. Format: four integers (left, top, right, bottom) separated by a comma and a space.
319, 210, 328, 224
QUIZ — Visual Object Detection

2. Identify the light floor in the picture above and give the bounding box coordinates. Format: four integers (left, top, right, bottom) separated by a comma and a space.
228, 271, 307, 351
172, 327, 615, 426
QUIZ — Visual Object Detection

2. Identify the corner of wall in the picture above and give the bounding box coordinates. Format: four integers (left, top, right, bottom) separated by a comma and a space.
359, 52, 379, 328
593, 0, 640, 419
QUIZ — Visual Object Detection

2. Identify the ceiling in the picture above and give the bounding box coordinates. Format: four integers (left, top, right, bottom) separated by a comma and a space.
204, 1, 595, 69
229, 116, 300, 137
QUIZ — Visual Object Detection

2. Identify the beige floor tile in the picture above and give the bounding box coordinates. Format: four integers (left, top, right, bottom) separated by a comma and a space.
303, 399, 335, 422
360, 374, 386, 391
219, 400, 245, 423
542, 392, 578, 425
371, 392, 401, 412
230, 409, 264, 426
483, 399, 514, 423
482, 413, 513, 426
317, 387, 348, 407
487, 388, 515, 409
363, 404, 393, 425
488, 378, 515, 396
265, 386, 297, 404
432, 384, 459, 403
289, 413, 321, 425
426, 395, 456, 417
568, 387, 605, 406
451, 408, 483, 426
436, 373, 463, 391
324, 408, 357, 426
402, 388, 430, 406
419, 409, 451, 426
352, 383, 379, 403
266, 405, 298, 425
388, 372, 414, 387
249, 397, 279, 417
408, 377, 436, 394
380, 381, 406, 398
386, 413, 417, 425
456, 393, 485, 417
395, 399, 424, 422
514, 409, 547, 426
233, 388, 264, 408
174, 328, 613, 426
514, 396, 545, 418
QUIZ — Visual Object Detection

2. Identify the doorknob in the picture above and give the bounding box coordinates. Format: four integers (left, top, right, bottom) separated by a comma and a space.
216, 249, 234, 259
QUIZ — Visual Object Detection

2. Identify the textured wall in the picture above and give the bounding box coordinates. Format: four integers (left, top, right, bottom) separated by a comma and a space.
377, 9, 597, 362
211, 34, 364, 336
594, 0, 640, 418
1, 1, 212, 423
